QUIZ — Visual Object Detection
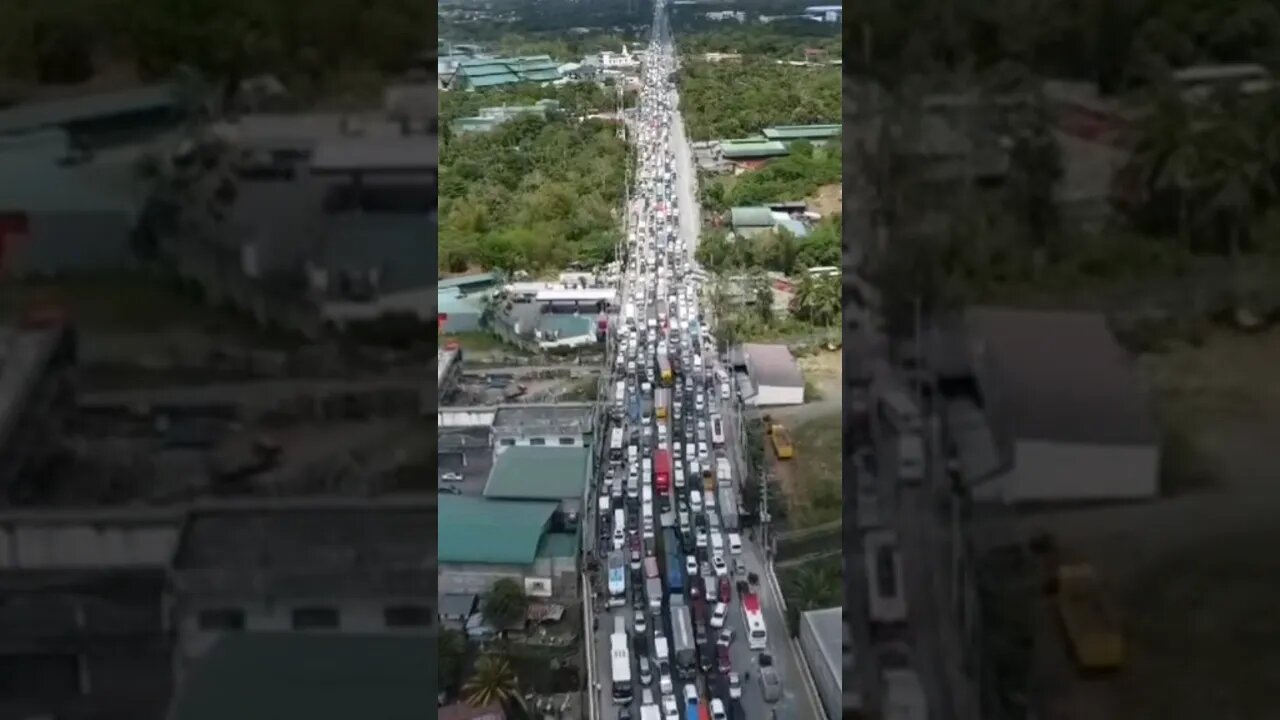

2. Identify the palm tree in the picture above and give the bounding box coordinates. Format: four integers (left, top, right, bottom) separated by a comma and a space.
788, 562, 841, 610
463, 653, 526, 713
749, 272, 773, 325
1123, 87, 1201, 247
792, 273, 840, 326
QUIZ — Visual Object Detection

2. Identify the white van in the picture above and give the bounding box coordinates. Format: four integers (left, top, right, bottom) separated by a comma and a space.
898, 433, 925, 483
598, 495, 611, 515
654, 634, 670, 662
710, 531, 724, 554
689, 490, 703, 513
704, 490, 717, 512
613, 509, 626, 549
727, 533, 742, 554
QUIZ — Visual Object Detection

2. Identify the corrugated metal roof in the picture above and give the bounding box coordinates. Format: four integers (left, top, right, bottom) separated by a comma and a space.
536, 533, 580, 558
520, 69, 562, 82
484, 446, 590, 500
459, 63, 516, 78
0, 83, 178, 136
741, 343, 805, 388
438, 272, 500, 290
967, 307, 1157, 445
0, 130, 140, 214
730, 207, 776, 228
172, 633, 435, 720
719, 140, 789, 159
763, 124, 842, 140
438, 496, 557, 565
467, 74, 522, 88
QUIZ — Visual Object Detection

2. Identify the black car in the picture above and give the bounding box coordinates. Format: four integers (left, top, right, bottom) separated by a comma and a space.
698, 643, 714, 672
618, 707, 633, 720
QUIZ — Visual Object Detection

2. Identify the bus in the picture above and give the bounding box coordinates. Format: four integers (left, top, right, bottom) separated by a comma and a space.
609, 428, 625, 462
610, 633, 633, 703
769, 424, 794, 460
709, 414, 725, 446
741, 592, 768, 650
864, 529, 909, 629
607, 551, 627, 607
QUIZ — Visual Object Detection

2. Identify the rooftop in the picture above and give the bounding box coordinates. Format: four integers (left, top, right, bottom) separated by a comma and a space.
741, 343, 805, 389
310, 136, 438, 174
171, 632, 436, 720
0, 130, 142, 214
438, 495, 557, 565
802, 606, 843, 687
762, 124, 842, 140
0, 83, 177, 136
484, 445, 591, 500
719, 139, 790, 159
174, 504, 436, 572
439, 272, 501, 291
730, 206, 776, 228
967, 306, 1157, 445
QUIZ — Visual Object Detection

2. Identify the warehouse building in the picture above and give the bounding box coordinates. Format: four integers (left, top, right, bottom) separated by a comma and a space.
734, 343, 806, 406
967, 306, 1160, 503
485, 445, 590, 517
798, 606, 843, 720
437, 495, 579, 599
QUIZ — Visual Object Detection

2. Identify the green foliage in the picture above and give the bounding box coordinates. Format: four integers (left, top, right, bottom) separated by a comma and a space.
440, 25, 645, 62
482, 578, 530, 630
675, 21, 841, 60
0, 0, 431, 98
441, 82, 621, 127
439, 106, 628, 273
678, 59, 840, 141
699, 140, 841, 214
697, 215, 841, 275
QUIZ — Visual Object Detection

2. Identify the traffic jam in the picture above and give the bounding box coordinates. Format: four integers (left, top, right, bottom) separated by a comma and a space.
594, 7, 780, 720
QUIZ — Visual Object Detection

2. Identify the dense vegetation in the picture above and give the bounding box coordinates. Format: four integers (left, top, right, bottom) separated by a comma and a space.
853, 0, 1280, 339
0, 0, 432, 103
438, 106, 628, 273
699, 139, 841, 214
697, 215, 841, 276
675, 22, 842, 60
678, 59, 840, 140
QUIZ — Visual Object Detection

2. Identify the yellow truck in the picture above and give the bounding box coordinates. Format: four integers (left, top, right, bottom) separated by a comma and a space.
770, 424, 794, 460
1055, 563, 1125, 672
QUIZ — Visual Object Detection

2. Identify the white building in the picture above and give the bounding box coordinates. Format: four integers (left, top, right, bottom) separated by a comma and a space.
963, 307, 1161, 504
736, 343, 806, 407
804, 5, 842, 22
598, 47, 640, 69
798, 607, 844, 720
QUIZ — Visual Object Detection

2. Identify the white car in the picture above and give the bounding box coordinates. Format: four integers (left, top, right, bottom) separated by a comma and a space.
661, 694, 679, 720
727, 672, 743, 699
683, 684, 698, 706
696, 528, 708, 549
710, 698, 727, 720
634, 610, 647, 634
685, 556, 698, 576
712, 555, 727, 576
440, 471, 463, 482
710, 602, 728, 629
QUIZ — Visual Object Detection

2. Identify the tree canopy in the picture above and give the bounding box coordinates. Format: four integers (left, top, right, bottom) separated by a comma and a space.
678, 59, 840, 141
439, 88, 628, 274
675, 22, 842, 60
0, 0, 432, 101
700, 139, 841, 214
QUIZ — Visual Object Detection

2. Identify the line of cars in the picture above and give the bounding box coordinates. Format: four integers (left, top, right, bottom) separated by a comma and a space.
593, 9, 783, 720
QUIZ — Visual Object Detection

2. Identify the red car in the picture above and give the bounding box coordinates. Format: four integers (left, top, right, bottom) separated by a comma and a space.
719, 576, 731, 603
717, 644, 732, 673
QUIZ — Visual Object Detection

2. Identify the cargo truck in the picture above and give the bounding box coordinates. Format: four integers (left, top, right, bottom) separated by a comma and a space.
769, 424, 794, 460
655, 449, 672, 494
655, 388, 670, 419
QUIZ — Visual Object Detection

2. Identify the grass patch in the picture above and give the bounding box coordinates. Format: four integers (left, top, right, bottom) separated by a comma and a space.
803, 378, 824, 401
775, 412, 841, 528
1115, 529, 1280, 720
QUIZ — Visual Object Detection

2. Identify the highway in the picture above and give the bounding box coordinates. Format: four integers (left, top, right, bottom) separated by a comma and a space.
583, 4, 823, 720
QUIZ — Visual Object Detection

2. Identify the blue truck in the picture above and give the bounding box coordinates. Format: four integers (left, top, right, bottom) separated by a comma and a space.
666, 549, 684, 595
685, 701, 699, 720
628, 395, 641, 424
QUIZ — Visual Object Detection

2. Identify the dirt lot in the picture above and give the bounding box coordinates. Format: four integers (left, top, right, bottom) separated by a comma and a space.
805, 183, 842, 217
769, 411, 841, 528
1029, 328, 1280, 720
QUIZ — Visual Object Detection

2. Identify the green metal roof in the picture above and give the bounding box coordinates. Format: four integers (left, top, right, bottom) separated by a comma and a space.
439, 272, 500, 290
0, 130, 141, 214
467, 74, 522, 88
520, 69, 562, 82
459, 63, 515, 78
485, 446, 590, 500
762, 124, 842, 140
172, 633, 436, 720
719, 140, 790, 159
439, 291, 485, 316
536, 533, 580, 559
731, 206, 777, 228
0, 83, 178, 136
439, 496, 557, 564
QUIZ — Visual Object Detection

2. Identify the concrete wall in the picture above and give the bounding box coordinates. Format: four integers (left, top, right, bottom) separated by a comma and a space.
439, 562, 577, 599
799, 615, 842, 720
0, 515, 181, 569
440, 409, 497, 427
176, 596, 436, 662
495, 434, 586, 448
750, 383, 805, 407
990, 440, 1159, 503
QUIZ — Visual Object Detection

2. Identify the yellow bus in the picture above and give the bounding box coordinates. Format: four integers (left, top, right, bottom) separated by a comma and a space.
770, 424, 794, 460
